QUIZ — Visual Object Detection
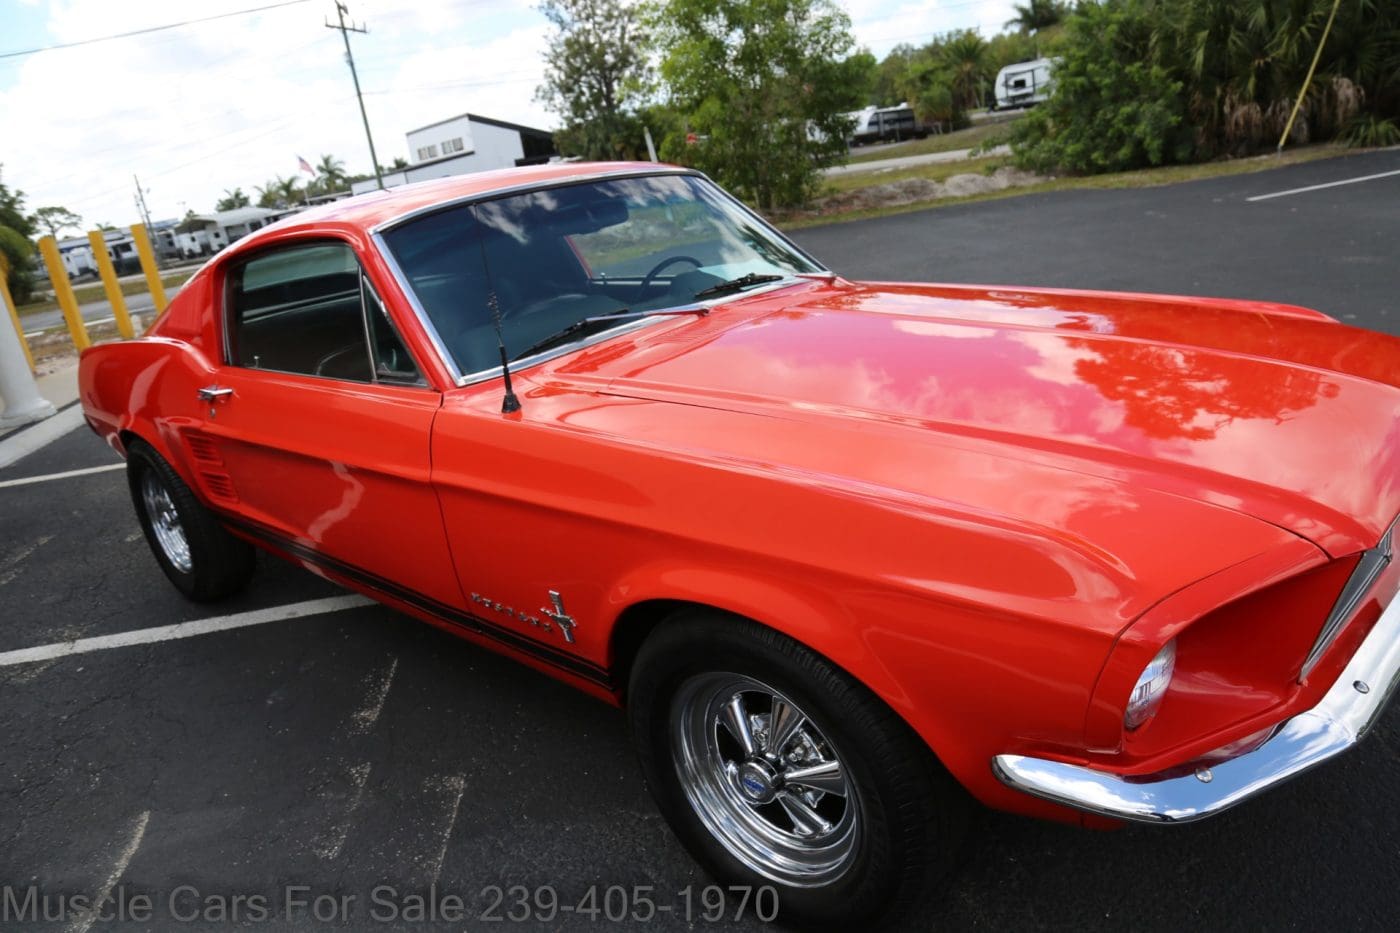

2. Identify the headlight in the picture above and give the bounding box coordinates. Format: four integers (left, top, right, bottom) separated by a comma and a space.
1124, 640, 1176, 730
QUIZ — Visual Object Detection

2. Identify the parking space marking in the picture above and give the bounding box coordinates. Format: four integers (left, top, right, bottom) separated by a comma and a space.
424, 774, 468, 885
0, 405, 86, 469
1246, 167, 1400, 202
0, 462, 124, 489
0, 594, 373, 667
67, 810, 151, 933
351, 656, 399, 734
314, 761, 373, 860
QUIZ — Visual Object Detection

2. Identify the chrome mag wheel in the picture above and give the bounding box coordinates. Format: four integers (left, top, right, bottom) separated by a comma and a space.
671, 672, 861, 887
141, 470, 192, 573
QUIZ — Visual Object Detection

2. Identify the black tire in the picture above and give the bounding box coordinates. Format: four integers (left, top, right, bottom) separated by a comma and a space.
127, 439, 255, 602
628, 610, 971, 930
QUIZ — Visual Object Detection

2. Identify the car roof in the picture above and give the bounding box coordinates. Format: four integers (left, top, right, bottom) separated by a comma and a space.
265, 161, 689, 235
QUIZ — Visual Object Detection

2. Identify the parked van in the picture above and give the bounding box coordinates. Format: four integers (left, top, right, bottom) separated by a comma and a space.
993, 58, 1055, 110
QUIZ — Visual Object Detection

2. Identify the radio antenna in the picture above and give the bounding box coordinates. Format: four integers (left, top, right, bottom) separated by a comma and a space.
473, 214, 521, 414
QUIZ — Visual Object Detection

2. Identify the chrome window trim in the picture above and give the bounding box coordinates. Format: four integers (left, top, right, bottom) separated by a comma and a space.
371, 231, 465, 385
368, 169, 831, 389
1299, 516, 1397, 680
360, 273, 429, 387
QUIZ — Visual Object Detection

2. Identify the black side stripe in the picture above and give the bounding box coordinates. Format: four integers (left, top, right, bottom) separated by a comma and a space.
221, 515, 614, 688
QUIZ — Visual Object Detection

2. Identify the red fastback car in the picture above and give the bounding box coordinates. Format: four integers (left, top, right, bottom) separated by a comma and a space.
80, 163, 1400, 929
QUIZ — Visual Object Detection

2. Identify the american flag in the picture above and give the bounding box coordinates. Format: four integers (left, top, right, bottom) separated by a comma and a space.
297, 155, 315, 176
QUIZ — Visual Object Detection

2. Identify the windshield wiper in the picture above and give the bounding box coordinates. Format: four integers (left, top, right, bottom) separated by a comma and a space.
692, 272, 785, 300
514, 306, 708, 361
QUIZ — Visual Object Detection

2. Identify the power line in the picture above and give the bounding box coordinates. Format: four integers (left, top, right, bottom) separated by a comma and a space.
361, 74, 541, 96
0, 0, 313, 61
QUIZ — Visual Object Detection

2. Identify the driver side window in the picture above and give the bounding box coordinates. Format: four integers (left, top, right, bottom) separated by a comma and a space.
228, 242, 372, 382
227, 242, 426, 386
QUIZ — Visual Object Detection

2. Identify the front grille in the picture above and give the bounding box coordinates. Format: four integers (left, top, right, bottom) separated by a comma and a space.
1299, 517, 1396, 680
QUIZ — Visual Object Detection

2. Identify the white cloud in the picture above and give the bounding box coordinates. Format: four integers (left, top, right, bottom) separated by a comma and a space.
0, 1, 1016, 226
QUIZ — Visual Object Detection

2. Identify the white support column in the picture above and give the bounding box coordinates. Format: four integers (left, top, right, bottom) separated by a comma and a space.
0, 306, 55, 428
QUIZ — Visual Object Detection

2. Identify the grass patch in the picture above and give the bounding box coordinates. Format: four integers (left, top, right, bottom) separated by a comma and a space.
844, 116, 1023, 164
18, 271, 195, 316
823, 156, 1010, 195
779, 144, 1356, 230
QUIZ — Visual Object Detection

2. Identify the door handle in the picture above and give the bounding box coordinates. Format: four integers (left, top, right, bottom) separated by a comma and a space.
198, 385, 234, 402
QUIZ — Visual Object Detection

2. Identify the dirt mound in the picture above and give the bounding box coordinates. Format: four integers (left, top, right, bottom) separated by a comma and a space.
784, 166, 1046, 221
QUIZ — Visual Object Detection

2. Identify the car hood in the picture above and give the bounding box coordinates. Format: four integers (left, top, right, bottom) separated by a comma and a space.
549, 279, 1400, 557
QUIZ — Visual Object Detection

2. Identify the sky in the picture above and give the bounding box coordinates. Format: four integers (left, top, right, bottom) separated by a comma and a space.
0, 0, 1017, 231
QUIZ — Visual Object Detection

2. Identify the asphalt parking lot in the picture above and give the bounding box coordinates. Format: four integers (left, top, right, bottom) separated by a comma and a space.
3, 150, 1399, 932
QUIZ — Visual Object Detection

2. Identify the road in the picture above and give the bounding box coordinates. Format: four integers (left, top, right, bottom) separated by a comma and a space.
824, 144, 1011, 176
21, 285, 183, 336
2, 151, 1399, 932
796, 147, 1400, 334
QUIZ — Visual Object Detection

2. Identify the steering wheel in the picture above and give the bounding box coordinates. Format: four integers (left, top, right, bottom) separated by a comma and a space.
640, 255, 703, 290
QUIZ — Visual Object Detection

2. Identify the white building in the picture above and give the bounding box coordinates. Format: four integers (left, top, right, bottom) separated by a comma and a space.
351, 113, 556, 195
175, 207, 289, 257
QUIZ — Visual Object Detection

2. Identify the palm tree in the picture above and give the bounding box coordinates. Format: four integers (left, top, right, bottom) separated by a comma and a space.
215, 187, 250, 211
942, 30, 989, 112
275, 175, 303, 207
315, 154, 347, 191
253, 182, 280, 209
1006, 0, 1068, 34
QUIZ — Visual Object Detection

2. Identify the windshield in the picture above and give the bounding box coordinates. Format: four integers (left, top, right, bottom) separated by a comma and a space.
378, 173, 823, 376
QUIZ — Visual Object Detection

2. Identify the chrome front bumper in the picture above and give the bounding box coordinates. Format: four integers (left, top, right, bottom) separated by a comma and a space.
993, 593, 1400, 823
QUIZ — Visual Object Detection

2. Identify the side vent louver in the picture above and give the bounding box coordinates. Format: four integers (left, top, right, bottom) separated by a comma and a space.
184, 430, 239, 504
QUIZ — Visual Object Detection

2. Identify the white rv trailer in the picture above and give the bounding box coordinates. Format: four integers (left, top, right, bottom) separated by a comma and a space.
994, 58, 1056, 110
846, 103, 927, 145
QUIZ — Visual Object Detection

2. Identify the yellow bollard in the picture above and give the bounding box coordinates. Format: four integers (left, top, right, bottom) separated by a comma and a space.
129, 224, 167, 314
37, 235, 90, 351
87, 231, 135, 339
0, 254, 36, 372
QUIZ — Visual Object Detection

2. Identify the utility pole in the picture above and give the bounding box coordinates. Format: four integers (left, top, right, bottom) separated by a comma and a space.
133, 174, 160, 267
326, 2, 384, 190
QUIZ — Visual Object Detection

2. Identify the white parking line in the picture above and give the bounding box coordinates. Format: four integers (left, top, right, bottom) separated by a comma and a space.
0, 594, 374, 667
67, 810, 151, 933
1246, 167, 1400, 202
0, 404, 86, 469
0, 462, 125, 489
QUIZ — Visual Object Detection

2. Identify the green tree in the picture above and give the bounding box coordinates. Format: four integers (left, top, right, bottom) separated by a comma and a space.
30, 205, 84, 238
316, 154, 348, 190
943, 30, 990, 111
537, 0, 654, 160
0, 169, 38, 303
1009, 0, 1190, 174
215, 188, 251, 211
872, 44, 919, 106
277, 176, 303, 206
1009, 0, 1400, 173
1006, 0, 1068, 33
894, 31, 986, 128
655, 0, 871, 209
985, 29, 1038, 78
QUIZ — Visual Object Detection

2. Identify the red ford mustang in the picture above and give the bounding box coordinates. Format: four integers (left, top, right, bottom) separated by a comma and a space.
80, 163, 1400, 928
